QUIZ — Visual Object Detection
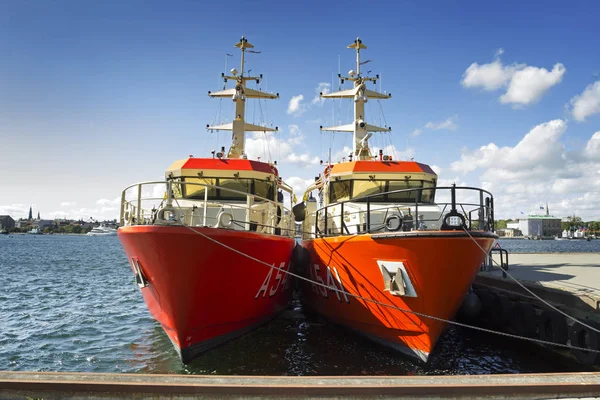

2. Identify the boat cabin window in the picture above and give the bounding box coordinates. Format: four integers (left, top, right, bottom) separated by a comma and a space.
173, 177, 275, 202
329, 179, 436, 203
181, 177, 218, 199
421, 180, 436, 203
330, 180, 352, 203
386, 180, 422, 202
353, 180, 386, 199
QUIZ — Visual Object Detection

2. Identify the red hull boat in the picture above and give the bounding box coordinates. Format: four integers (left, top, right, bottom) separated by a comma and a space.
117, 37, 296, 363
119, 226, 294, 362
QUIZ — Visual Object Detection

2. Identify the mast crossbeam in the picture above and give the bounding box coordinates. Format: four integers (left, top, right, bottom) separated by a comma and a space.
319, 38, 393, 160
207, 37, 278, 159
207, 122, 277, 133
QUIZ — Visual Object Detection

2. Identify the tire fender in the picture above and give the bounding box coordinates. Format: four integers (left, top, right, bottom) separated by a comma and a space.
476, 289, 495, 314
569, 321, 600, 365
490, 294, 512, 327
538, 309, 568, 344
510, 302, 537, 337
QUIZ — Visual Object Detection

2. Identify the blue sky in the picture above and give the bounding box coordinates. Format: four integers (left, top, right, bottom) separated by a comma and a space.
1, 0, 600, 220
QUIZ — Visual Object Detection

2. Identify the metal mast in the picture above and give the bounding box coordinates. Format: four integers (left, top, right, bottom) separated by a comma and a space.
207, 37, 279, 159
319, 38, 392, 160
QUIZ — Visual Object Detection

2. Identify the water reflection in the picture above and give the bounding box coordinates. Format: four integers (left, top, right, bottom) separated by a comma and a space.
138, 296, 587, 376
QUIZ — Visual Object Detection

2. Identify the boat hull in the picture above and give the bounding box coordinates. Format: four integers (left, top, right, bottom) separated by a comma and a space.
300, 231, 496, 361
118, 225, 295, 363
87, 232, 117, 236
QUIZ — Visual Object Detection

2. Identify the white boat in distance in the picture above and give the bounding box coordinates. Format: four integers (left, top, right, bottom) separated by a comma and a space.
87, 226, 118, 236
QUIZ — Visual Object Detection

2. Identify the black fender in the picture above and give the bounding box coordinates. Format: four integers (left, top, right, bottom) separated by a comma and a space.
570, 321, 600, 365
538, 309, 569, 344
510, 302, 537, 337
490, 294, 512, 327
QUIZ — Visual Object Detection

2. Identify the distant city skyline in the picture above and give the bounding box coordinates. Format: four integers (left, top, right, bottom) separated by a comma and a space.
1, 1, 600, 220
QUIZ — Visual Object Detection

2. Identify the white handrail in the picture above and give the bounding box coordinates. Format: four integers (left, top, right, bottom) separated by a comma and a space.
120, 180, 294, 237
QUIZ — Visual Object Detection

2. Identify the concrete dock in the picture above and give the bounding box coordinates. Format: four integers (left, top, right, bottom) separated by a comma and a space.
473, 252, 600, 366
484, 253, 600, 297
478, 253, 600, 315
1, 371, 600, 399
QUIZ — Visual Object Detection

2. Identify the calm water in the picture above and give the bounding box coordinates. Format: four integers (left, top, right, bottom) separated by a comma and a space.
497, 237, 600, 253
0, 235, 591, 375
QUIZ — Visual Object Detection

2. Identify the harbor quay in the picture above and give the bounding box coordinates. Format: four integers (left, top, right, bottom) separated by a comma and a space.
472, 252, 600, 366
1, 371, 600, 399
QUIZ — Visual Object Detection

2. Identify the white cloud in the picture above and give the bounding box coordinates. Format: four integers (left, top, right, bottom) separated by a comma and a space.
332, 146, 353, 162
286, 176, 315, 199
60, 202, 77, 207
391, 146, 415, 161
447, 120, 600, 220
245, 125, 321, 168
46, 207, 119, 221
371, 144, 415, 161
0, 204, 30, 218
570, 81, 600, 122
286, 153, 321, 167
409, 116, 458, 138
289, 82, 334, 116
494, 48, 504, 58
289, 124, 301, 136
462, 59, 518, 91
462, 53, 565, 106
97, 198, 120, 206
500, 64, 565, 106
424, 115, 458, 131
0, 202, 119, 221
451, 119, 567, 174
583, 131, 600, 160
246, 131, 291, 162
287, 95, 306, 115
312, 82, 331, 105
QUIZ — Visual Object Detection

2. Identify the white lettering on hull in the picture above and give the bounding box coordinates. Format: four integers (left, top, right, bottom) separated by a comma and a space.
255, 262, 290, 299
311, 264, 350, 303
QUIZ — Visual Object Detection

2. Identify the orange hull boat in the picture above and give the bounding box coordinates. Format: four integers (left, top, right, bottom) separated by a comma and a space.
293, 38, 498, 362
301, 232, 496, 361
119, 225, 294, 363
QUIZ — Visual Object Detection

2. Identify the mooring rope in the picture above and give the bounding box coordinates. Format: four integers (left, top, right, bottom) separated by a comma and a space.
161, 202, 600, 354
461, 225, 600, 335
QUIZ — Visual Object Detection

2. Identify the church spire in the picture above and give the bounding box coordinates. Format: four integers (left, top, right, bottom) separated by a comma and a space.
546, 201, 549, 216
37, 211, 40, 220
28, 206, 32, 221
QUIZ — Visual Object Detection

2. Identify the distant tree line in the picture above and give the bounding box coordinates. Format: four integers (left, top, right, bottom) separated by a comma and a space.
6, 224, 94, 234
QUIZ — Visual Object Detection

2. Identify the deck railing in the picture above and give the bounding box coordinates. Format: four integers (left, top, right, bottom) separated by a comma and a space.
120, 180, 294, 237
313, 184, 495, 237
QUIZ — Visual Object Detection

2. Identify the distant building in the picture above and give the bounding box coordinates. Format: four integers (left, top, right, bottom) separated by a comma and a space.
0, 215, 15, 230
518, 203, 561, 238
16, 219, 34, 229
28, 206, 33, 221
496, 228, 522, 237
506, 222, 520, 230
37, 220, 55, 229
